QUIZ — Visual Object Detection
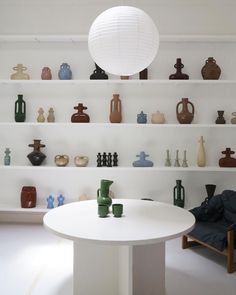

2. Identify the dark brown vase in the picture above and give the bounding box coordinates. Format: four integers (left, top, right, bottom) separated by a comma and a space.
201, 57, 221, 80
71, 103, 90, 123
169, 58, 189, 80
219, 148, 236, 167
27, 139, 46, 166
176, 98, 194, 124
139, 68, 148, 80
109, 94, 122, 123
21, 186, 37, 208
215, 110, 226, 124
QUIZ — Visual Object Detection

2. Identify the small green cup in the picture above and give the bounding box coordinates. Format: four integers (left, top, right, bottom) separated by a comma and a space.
98, 204, 109, 218
112, 203, 123, 218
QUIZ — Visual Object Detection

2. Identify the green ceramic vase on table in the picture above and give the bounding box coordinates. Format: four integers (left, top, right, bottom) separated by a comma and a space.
173, 180, 185, 208
97, 179, 113, 207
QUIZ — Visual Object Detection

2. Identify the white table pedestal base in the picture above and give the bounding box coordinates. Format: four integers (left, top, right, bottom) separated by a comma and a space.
74, 241, 165, 295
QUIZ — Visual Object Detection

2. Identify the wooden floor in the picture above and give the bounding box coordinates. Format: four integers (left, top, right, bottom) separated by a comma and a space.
0, 224, 236, 295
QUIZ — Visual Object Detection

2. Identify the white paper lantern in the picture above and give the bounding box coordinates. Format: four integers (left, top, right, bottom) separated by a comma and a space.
88, 6, 159, 76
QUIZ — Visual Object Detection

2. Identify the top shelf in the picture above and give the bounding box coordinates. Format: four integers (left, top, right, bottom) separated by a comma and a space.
1, 34, 236, 43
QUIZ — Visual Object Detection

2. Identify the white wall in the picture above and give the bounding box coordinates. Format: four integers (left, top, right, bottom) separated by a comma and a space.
0, 0, 236, 212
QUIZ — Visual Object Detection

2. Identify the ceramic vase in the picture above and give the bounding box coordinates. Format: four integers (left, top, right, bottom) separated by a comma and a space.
54, 155, 69, 167
139, 68, 148, 80
169, 58, 189, 80
27, 139, 46, 166
231, 112, 236, 124
37, 108, 45, 122
205, 184, 216, 200
71, 103, 90, 123
90, 63, 108, 80
15, 94, 26, 122
197, 136, 206, 167
109, 94, 122, 123
201, 57, 221, 80
97, 179, 113, 207
11, 64, 30, 80
137, 111, 147, 124
47, 108, 55, 122
58, 63, 72, 80
21, 186, 37, 208
151, 111, 165, 124
215, 110, 226, 124
41, 67, 52, 80
4, 148, 11, 165
74, 156, 89, 167
176, 98, 194, 124
173, 180, 185, 208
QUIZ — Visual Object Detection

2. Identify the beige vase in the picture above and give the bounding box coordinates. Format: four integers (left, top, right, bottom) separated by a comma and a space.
74, 156, 89, 167
54, 155, 69, 167
151, 111, 165, 124
11, 64, 30, 80
197, 136, 206, 167
37, 107, 45, 122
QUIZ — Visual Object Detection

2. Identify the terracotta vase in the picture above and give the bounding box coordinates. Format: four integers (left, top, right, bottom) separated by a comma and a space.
71, 103, 90, 123
11, 64, 30, 80
169, 58, 189, 80
21, 186, 37, 208
15, 94, 26, 122
109, 94, 122, 123
219, 148, 236, 167
197, 136, 206, 167
27, 139, 46, 166
41, 67, 52, 80
176, 98, 194, 124
201, 57, 221, 80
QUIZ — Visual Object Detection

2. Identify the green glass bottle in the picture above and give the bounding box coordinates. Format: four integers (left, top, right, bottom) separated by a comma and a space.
173, 179, 185, 208
15, 94, 26, 122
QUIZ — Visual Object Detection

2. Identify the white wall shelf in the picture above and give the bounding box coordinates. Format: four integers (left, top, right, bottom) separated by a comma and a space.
0, 205, 49, 213
1, 34, 236, 43
0, 166, 235, 172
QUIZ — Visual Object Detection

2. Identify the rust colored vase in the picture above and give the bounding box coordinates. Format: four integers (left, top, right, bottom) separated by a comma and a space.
176, 98, 194, 124
71, 103, 90, 123
109, 94, 122, 123
41, 67, 52, 80
201, 57, 221, 80
21, 186, 37, 208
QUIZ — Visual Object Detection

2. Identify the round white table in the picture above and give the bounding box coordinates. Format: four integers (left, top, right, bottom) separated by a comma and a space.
44, 199, 195, 295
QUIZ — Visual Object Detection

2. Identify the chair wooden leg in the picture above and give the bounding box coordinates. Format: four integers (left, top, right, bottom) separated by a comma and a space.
182, 235, 189, 249
227, 230, 234, 273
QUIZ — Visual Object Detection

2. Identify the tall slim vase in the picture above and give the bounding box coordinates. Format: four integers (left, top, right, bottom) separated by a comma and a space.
197, 136, 206, 167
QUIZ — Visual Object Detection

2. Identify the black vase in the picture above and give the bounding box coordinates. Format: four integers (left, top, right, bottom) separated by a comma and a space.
205, 184, 216, 199
27, 139, 46, 166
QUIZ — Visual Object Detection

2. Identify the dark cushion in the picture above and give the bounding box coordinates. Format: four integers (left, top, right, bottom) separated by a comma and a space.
221, 190, 236, 224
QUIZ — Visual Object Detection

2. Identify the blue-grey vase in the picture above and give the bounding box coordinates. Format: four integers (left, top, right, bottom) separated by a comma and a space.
58, 63, 72, 80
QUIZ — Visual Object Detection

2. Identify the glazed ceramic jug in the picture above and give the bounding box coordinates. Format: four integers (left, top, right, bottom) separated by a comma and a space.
137, 111, 147, 124
21, 186, 37, 208
27, 139, 46, 166
169, 58, 189, 80
71, 103, 90, 122
41, 67, 52, 80
54, 155, 69, 167
197, 136, 206, 167
58, 63, 72, 80
201, 57, 221, 80
11, 64, 30, 80
176, 98, 194, 124
97, 179, 113, 207
151, 111, 165, 124
15, 94, 26, 122
74, 156, 89, 167
109, 94, 122, 123
90, 63, 108, 80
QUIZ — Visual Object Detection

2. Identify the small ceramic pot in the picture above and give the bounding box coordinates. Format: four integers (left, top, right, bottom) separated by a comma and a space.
54, 155, 69, 167
74, 156, 89, 167
151, 111, 165, 124
21, 186, 37, 208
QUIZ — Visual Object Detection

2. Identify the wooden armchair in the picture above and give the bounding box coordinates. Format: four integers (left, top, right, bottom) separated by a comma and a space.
182, 190, 236, 273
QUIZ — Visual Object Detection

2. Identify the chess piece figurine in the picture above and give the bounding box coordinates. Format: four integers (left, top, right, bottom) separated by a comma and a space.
11, 64, 30, 80
47, 107, 55, 122
173, 180, 185, 208
97, 153, 102, 167
41, 67, 52, 80
57, 194, 65, 206
197, 136, 206, 167
47, 195, 54, 209
215, 110, 226, 124
102, 152, 107, 167
4, 148, 11, 165
113, 152, 118, 166
27, 139, 46, 166
71, 103, 90, 123
165, 149, 171, 167
37, 107, 45, 122
90, 63, 108, 79
219, 148, 236, 167
15, 94, 26, 122
182, 150, 188, 167
109, 94, 122, 123
58, 63, 72, 80
174, 150, 180, 167
132, 151, 154, 167
169, 58, 189, 80
107, 153, 112, 167
137, 111, 147, 124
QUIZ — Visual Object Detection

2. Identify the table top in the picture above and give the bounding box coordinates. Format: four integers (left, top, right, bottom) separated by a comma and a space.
43, 199, 195, 246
